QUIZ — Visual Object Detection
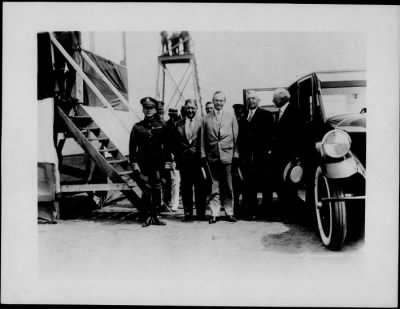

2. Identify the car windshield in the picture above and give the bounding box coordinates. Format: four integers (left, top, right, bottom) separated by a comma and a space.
320, 86, 366, 118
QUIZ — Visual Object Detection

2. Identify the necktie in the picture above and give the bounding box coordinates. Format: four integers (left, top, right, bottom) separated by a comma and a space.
187, 119, 194, 142
247, 110, 253, 122
278, 108, 283, 121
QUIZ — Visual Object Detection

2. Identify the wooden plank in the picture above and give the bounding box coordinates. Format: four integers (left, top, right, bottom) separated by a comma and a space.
99, 147, 118, 153
61, 183, 130, 192
158, 54, 192, 64
88, 137, 109, 142
118, 170, 133, 176
107, 158, 128, 164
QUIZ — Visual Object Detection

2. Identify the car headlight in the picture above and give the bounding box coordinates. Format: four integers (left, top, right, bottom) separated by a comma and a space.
321, 129, 351, 158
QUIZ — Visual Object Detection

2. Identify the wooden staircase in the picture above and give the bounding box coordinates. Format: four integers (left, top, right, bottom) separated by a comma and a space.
57, 104, 143, 210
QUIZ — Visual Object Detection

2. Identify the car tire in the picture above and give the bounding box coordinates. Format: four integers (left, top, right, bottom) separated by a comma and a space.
314, 167, 347, 251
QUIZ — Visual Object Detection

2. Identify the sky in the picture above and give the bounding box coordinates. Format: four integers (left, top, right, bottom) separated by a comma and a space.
84, 31, 366, 116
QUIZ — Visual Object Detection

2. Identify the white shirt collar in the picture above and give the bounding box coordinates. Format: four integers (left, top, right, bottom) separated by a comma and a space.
185, 117, 194, 124
249, 107, 258, 115
214, 109, 223, 119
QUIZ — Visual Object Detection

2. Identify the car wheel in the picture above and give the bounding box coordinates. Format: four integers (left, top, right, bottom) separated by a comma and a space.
314, 167, 347, 250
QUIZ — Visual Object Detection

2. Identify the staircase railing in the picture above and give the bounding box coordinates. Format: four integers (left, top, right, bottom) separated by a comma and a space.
49, 32, 134, 132
80, 49, 140, 122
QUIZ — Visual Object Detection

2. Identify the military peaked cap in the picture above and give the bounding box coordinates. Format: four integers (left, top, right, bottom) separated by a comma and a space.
140, 97, 158, 108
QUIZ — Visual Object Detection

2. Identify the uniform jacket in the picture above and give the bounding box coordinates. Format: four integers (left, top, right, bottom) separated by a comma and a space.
201, 108, 239, 164
172, 117, 202, 170
129, 117, 171, 173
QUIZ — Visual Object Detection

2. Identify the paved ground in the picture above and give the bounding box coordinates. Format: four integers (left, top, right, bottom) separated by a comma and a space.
38, 200, 365, 306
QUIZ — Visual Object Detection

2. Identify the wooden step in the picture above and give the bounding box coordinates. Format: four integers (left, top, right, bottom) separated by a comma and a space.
80, 126, 101, 134
118, 170, 133, 176
88, 137, 110, 143
99, 147, 118, 153
107, 158, 128, 164
70, 116, 93, 126
70, 116, 92, 121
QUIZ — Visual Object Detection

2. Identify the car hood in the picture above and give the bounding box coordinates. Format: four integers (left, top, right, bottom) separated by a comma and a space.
327, 113, 366, 133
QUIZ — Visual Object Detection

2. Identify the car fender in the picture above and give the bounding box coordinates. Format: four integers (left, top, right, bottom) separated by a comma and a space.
321, 155, 359, 179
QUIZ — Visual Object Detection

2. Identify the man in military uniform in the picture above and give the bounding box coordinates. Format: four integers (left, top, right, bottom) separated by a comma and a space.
129, 97, 173, 227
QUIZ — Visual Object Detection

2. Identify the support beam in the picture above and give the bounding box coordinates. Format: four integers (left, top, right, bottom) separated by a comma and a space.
61, 183, 130, 192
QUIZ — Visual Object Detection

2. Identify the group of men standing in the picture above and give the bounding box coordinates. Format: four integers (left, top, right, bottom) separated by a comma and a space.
129, 88, 298, 227
160, 31, 192, 56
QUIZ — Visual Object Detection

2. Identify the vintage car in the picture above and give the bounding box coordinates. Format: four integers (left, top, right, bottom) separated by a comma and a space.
243, 70, 366, 250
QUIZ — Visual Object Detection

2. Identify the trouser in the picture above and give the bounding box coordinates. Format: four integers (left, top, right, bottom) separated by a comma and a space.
273, 158, 299, 219
232, 168, 243, 217
169, 169, 181, 210
163, 168, 181, 210
208, 162, 234, 217
54, 47, 80, 100
242, 157, 273, 218
180, 164, 207, 217
140, 169, 163, 217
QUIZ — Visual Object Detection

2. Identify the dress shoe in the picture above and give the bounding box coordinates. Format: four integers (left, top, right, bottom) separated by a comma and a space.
196, 215, 208, 221
226, 215, 237, 223
209, 216, 217, 224
142, 216, 152, 227
154, 216, 166, 226
142, 215, 166, 227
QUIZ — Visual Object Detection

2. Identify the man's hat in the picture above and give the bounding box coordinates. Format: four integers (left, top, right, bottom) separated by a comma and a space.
156, 100, 165, 109
168, 108, 179, 115
140, 97, 158, 108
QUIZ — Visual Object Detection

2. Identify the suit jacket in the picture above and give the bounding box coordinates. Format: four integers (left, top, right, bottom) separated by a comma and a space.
201, 108, 239, 164
240, 107, 274, 165
172, 117, 202, 170
272, 102, 302, 170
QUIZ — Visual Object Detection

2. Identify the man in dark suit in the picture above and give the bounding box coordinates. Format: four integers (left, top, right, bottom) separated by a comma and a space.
172, 99, 207, 221
271, 88, 303, 221
241, 91, 275, 220
201, 91, 239, 223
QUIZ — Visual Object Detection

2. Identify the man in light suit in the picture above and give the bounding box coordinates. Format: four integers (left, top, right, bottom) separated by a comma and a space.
201, 91, 239, 223
172, 99, 207, 221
